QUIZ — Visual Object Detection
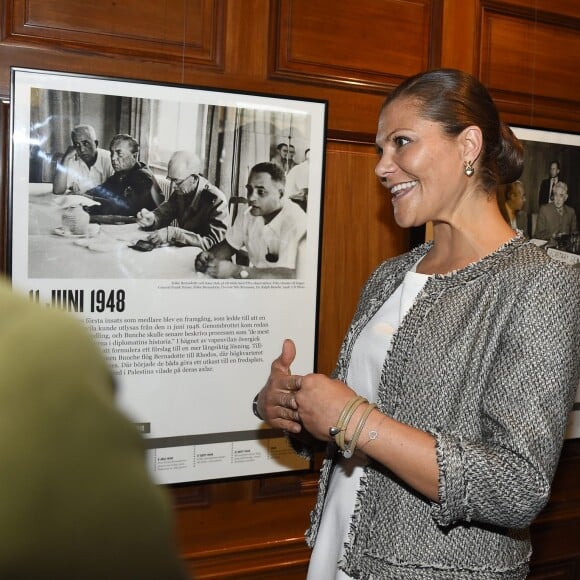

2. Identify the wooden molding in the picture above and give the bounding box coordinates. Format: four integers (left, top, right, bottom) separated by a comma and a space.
268, 0, 438, 94
184, 537, 310, 579
3, 0, 225, 70
479, 1, 580, 130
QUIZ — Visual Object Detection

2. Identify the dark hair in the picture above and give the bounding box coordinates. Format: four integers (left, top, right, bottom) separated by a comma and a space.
276, 143, 289, 152
382, 69, 524, 192
250, 161, 286, 185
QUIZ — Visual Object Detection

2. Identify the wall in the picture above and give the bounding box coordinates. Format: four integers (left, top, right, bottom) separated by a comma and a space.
1, 1, 579, 578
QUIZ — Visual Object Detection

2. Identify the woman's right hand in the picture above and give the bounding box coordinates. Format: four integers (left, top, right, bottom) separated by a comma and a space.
257, 339, 303, 434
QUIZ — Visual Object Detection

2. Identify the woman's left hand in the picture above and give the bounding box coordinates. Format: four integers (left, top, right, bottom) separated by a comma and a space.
294, 374, 358, 441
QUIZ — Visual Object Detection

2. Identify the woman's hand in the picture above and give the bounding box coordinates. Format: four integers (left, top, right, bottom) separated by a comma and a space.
257, 339, 303, 434
295, 373, 358, 441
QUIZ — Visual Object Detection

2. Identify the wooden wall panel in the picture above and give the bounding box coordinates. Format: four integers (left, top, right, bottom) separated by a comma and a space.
270, 0, 440, 92
479, 1, 580, 130
5, 0, 225, 69
174, 473, 315, 578
440, 0, 478, 71
529, 439, 580, 575
502, 0, 580, 20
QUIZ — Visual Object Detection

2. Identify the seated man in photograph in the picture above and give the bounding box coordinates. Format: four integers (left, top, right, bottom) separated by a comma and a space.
194, 162, 307, 279
534, 181, 578, 243
0, 281, 187, 580
52, 124, 114, 194
136, 150, 229, 250
85, 133, 162, 221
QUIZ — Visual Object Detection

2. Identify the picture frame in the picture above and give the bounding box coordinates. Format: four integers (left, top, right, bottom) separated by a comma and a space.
9, 67, 327, 482
511, 125, 580, 439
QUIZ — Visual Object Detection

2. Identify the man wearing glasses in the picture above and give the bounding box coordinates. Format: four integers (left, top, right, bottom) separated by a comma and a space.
137, 150, 229, 250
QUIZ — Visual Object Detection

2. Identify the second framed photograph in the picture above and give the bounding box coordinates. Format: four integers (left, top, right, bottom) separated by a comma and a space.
9, 67, 327, 483
511, 125, 580, 438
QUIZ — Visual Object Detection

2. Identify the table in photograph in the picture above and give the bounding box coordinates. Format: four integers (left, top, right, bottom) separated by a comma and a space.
27, 184, 202, 279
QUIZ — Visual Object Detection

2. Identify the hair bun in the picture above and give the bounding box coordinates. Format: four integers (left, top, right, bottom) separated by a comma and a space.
496, 123, 524, 185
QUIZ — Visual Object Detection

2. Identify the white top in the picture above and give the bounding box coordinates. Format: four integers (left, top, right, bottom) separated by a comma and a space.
64, 148, 114, 193
307, 267, 430, 580
285, 160, 310, 196
226, 199, 307, 269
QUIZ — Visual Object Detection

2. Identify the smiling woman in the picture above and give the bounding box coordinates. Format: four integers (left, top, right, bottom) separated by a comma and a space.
255, 68, 580, 580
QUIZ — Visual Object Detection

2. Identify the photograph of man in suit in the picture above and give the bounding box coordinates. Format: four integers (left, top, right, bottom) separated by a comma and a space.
538, 160, 561, 206
534, 181, 577, 243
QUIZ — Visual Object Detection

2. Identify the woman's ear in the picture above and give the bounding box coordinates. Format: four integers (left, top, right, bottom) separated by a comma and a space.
461, 125, 483, 164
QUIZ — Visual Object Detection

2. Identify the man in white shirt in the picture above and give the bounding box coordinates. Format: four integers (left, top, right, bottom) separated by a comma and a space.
285, 148, 310, 211
195, 162, 307, 279
53, 124, 114, 194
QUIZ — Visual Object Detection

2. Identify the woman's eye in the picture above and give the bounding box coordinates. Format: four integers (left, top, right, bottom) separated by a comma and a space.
394, 136, 410, 147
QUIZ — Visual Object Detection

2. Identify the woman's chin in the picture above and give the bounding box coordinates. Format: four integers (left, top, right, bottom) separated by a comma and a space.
393, 211, 423, 230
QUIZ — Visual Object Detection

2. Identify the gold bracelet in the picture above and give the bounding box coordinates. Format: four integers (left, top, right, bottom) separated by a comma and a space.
336, 397, 368, 451
342, 403, 377, 458
328, 395, 367, 450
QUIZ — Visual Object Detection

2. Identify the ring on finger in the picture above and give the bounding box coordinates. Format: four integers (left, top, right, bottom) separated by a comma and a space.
288, 375, 301, 390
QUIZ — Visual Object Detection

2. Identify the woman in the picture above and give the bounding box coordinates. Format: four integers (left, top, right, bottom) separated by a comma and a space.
254, 69, 580, 579
498, 180, 528, 236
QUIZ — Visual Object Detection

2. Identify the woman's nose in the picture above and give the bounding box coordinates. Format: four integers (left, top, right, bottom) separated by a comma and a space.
375, 151, 394, 182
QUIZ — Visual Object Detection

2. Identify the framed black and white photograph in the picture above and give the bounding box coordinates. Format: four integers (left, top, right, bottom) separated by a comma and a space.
9, 67, 327, 482
511, 125, 580, 438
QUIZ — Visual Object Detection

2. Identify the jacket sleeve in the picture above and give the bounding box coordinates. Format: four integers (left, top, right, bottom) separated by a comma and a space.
533, 206, 550, 240
149, 194, 179, 229
431, 261, 580, 529
192, 191, 229, 250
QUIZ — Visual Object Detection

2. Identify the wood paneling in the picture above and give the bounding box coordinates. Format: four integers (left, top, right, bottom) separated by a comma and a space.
529, 439, 580, 575
440, 0, 478, 71
0, 1, 580, 578
5, 0, 225, 70
479, 1, 580, 130
500, 0, 580, 21
270, 0, 439, 93
174, 473, 315, 578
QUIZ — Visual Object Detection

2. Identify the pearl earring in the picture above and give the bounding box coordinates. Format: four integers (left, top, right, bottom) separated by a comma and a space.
464, 161, 475, 177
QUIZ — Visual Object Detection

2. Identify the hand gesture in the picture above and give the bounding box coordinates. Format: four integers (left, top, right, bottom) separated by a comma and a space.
62, 145, 78, 163
145, 227, 176, 247
295, 373, 357, 441
206, 260, 238, 279
257, 339, 303, 433
194, 251, 215, 273
137, 208, 155, 228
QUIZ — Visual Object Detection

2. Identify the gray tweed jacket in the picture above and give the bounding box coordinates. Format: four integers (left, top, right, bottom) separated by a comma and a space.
304, 236, 580, 579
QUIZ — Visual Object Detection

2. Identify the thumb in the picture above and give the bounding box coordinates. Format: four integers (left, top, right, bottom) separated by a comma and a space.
272, 338, 296, 374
